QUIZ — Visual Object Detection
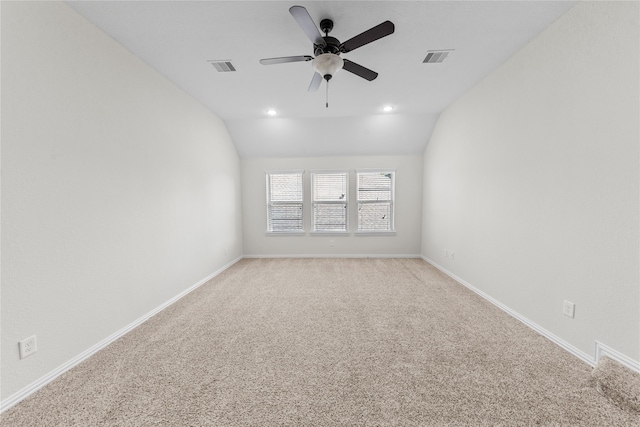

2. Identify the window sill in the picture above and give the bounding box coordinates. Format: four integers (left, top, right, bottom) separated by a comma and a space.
310, 231, 350, 236
265, 231, 306, 236
354, 231, 396, 236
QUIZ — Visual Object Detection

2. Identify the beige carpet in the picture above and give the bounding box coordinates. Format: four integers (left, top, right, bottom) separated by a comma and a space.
2, 258, 638, 426
592, 356, 640, 414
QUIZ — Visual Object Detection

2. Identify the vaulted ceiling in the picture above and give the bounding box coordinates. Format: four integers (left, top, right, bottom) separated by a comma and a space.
67, 1, 576, 158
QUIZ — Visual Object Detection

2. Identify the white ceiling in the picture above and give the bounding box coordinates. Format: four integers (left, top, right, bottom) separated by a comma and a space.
67, 1, 576, 158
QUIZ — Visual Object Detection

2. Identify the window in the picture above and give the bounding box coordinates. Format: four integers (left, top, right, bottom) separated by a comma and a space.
266, 172, 304, 232
311, 172, 348, 232
357, 171, 395, 232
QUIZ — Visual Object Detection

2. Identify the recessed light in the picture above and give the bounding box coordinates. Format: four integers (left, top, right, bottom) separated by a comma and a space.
383, 105, 394, 112
266, 109, 277, 116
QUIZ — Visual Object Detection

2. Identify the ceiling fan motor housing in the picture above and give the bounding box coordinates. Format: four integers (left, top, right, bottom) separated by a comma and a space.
315, 36, 341, 56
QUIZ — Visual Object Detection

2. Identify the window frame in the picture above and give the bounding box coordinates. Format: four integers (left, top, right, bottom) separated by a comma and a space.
355, 169, 396, 234
310, 170, 350, 234
265, 170, 305, 234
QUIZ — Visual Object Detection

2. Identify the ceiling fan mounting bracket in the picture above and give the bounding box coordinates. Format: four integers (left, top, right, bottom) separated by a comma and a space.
319, 19, 334, 35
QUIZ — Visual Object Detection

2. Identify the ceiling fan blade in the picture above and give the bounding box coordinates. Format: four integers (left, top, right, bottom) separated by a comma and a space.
308, 72, 322, 92
289, 6, 326, 47
260, 55, 313, 65
342, 59, 378, 81
340, 21, 395, 53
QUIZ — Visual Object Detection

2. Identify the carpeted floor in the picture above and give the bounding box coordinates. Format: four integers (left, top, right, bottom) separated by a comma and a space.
1, 258, 638, 426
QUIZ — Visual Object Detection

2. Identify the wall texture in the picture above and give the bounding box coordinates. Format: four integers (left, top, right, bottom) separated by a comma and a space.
242, 155, 423, 257
422, 1, 639, 363
1, 2, 243, 401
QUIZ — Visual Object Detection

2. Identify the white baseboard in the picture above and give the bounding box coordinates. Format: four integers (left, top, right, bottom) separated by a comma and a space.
421, 256, 597, 367
244, 254, 422, 259
595, 341, 640, 374
0, 256, 243, 414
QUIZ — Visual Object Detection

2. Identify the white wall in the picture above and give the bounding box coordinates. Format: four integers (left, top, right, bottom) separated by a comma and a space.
242, 155, 423, 257
422, 1, 639, 363
1, 2, 243, 401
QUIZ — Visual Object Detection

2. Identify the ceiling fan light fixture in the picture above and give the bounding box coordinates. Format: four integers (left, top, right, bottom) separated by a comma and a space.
312, 53, 344, 81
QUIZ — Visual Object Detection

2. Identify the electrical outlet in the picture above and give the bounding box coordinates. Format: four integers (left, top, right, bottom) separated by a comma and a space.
563, 300, 575, 318
450, 251, 455, 260
19, 335, 37, 359
329, 240, 335, 247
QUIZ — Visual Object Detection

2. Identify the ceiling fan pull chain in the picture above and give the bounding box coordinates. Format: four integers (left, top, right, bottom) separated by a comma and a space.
326, 80, 329, 108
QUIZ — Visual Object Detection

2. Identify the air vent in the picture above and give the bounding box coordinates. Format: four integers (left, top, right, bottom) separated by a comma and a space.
423, 50, 453, 64
208, 60, 236, 72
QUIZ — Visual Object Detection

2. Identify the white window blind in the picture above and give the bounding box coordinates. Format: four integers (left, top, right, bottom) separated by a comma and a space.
266, 172, 304, 232
311, 172, 348, 232
357, 171, 395, 232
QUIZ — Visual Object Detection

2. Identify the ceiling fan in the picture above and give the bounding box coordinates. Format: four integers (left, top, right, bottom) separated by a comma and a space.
260, 5, 395, 95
